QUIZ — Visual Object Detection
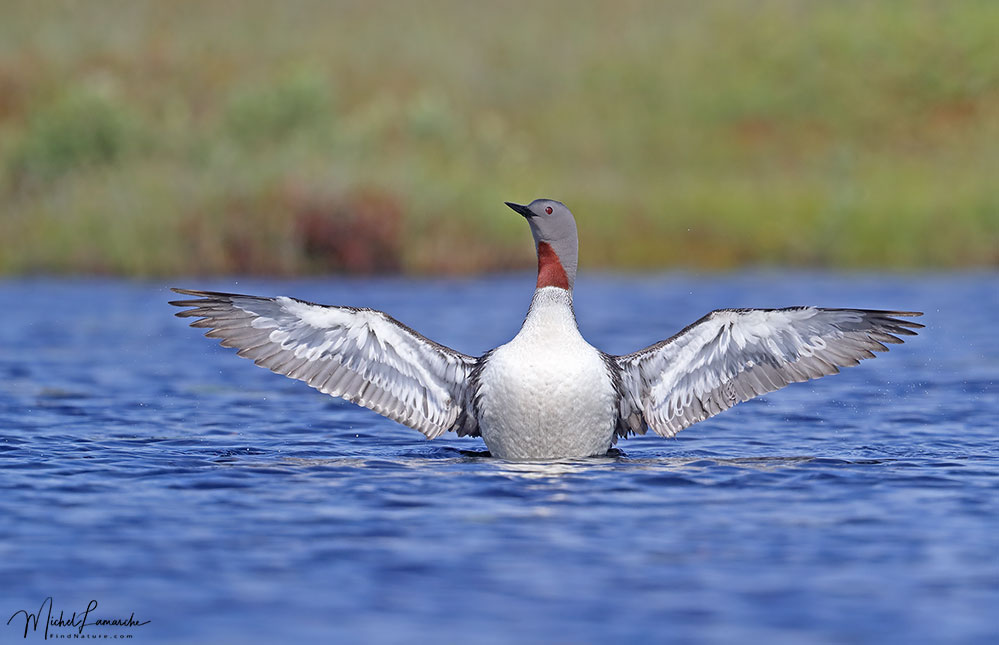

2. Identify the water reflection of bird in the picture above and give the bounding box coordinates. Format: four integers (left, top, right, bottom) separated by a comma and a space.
171, 199, 922, 460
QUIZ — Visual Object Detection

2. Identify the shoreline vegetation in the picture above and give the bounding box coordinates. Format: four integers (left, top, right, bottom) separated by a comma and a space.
1, 1, 997, 277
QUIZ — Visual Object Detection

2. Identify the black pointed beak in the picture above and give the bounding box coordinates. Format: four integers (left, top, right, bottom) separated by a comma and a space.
505, 201, 535, 219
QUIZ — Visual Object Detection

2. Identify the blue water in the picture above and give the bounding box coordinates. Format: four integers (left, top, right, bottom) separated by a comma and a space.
1, 273, 996, 644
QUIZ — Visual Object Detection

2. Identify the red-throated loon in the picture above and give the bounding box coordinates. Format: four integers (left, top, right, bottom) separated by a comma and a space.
171, 199, 923, 460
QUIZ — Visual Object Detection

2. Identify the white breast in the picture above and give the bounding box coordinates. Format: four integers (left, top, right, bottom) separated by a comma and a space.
476, 288, 617, 460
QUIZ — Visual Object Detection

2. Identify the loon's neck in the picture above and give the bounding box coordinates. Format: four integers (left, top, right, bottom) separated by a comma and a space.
536, 241, 572, 290
519, 286, 578, 339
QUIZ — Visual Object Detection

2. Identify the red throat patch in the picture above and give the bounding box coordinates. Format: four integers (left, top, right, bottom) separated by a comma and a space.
536, 242, 570, 290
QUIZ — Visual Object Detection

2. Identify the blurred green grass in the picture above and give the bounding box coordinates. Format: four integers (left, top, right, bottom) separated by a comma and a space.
1, 0, 996, 276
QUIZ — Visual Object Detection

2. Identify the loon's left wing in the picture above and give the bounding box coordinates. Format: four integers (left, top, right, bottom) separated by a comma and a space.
615, 307, 923, 438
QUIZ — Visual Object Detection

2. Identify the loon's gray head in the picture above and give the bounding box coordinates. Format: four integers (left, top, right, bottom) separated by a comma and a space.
504, 199, 578, 291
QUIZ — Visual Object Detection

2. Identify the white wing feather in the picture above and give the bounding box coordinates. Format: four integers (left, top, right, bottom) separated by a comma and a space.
170, 289, 478, 439
615, 308, 923, 438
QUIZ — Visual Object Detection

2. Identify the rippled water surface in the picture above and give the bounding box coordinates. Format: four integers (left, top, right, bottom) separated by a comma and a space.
1, 273, 996, 643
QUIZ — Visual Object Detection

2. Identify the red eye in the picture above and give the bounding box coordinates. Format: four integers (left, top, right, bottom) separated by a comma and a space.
545, 206, 553, 215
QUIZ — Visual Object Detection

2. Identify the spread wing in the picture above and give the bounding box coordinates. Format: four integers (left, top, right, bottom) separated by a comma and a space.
615, 308, 923, 438
170, 289, 480, 439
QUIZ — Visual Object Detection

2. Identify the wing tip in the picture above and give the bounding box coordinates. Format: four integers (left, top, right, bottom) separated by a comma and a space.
170, 287, 203, 296
876, 311, 925, 332
169, 287, 206, 310
170, 288, 255, 319
169, 300, 205, 309
169, 287, 245, 300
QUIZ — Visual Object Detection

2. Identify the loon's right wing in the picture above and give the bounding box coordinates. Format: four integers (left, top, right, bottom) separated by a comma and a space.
171, 289, 481, 439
